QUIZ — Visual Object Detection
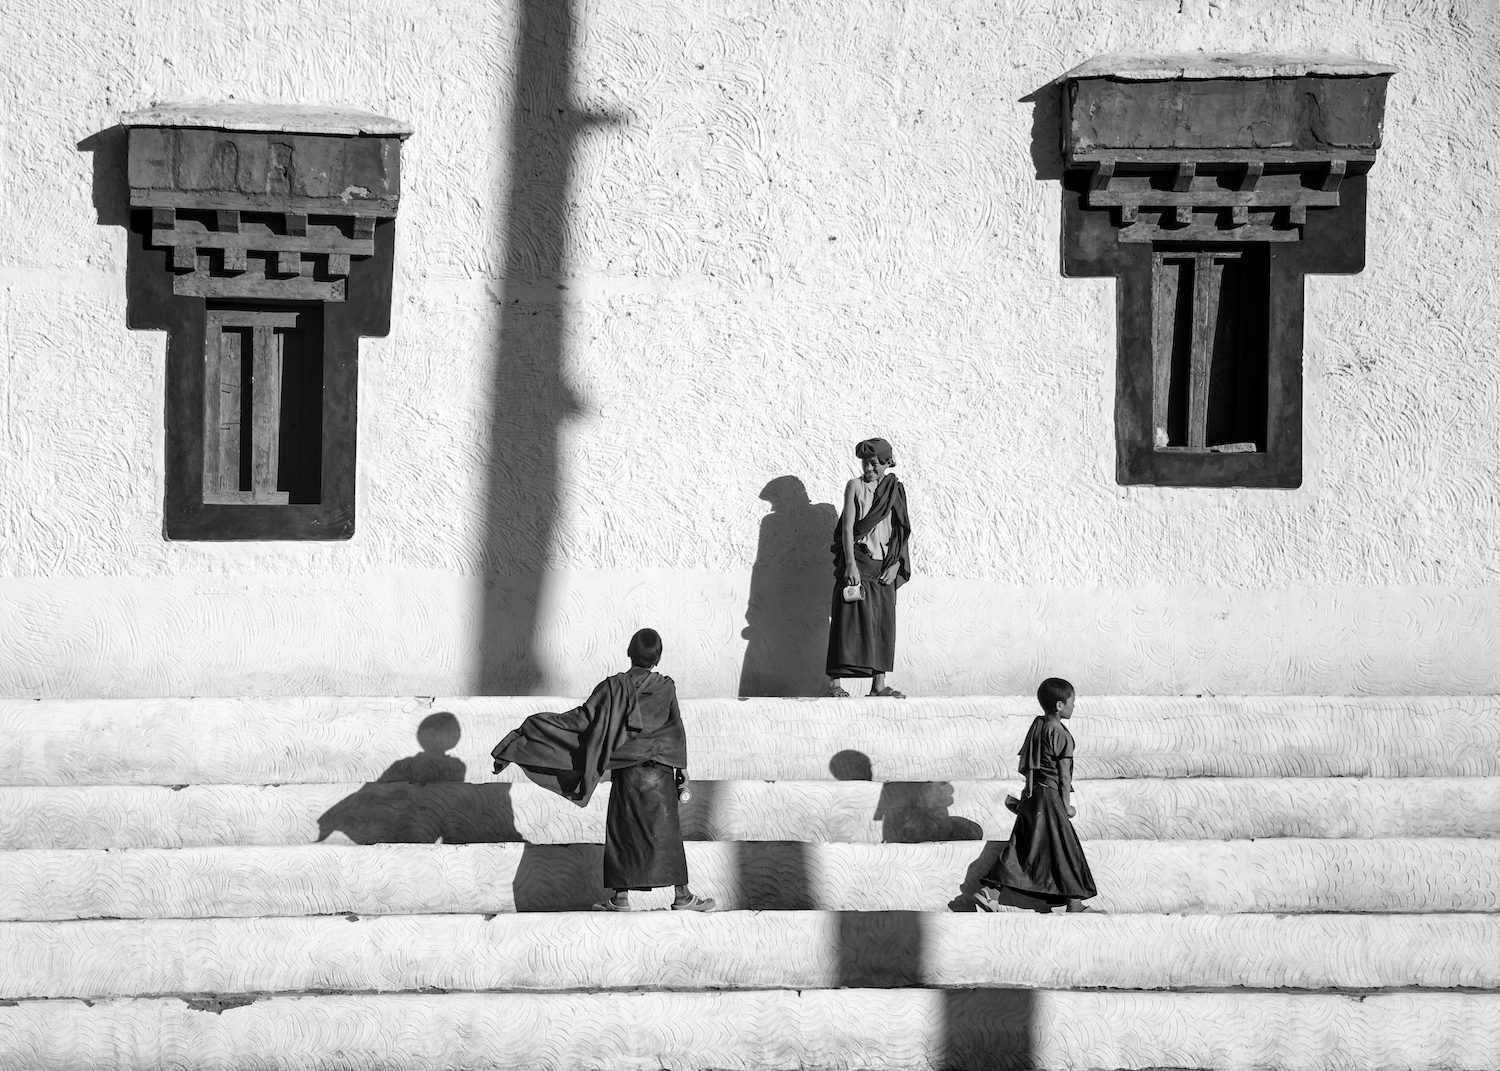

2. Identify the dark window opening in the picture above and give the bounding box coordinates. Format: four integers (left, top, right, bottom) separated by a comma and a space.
203, 302, 324, 505
1151, 243, 1270, 454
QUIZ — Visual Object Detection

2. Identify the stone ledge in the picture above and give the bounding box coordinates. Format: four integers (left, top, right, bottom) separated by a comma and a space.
4, 696, 1497, 785
121, 101, 414, 137
6, 776, 1499, 848
1, 840, 1497, 919
4, 990, 1498, 1071
4, 912, 1500, 998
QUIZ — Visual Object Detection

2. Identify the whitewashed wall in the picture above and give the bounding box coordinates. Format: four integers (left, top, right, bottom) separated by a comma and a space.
1, 0, 1497, 699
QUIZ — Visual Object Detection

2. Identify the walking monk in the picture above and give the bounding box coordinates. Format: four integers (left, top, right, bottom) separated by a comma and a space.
975, 677, 1098, 913
826, 437, 912, 698
491, 628, 715, 911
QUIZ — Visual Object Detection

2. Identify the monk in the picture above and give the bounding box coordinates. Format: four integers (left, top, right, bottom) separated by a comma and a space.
491, 629, 715, 911
826, 437, 912, 698
975, 677, 1098, 914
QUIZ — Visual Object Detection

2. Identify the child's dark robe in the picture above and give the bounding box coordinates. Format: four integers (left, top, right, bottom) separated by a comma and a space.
491, 667, 689, 890
982, 715, 1096, 903
826, 473, 912, 678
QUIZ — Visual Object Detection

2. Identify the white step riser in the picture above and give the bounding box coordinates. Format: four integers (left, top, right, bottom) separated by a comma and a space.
4, 913, 1500, 998
5, 990, 1500, 1071
8, 776, 1500, 848
3, 840, 1498, 920
6, 696, 1498, 785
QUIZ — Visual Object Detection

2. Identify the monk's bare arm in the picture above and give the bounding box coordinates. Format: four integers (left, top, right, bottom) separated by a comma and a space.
841, 479, 859, 587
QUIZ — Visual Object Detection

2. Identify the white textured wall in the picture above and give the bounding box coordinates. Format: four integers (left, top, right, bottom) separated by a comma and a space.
1, 0, 1498, 698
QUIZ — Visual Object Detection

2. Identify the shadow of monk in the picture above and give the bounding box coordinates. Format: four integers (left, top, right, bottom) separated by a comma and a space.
739, 476, 839, 696
317, 711, 519, 844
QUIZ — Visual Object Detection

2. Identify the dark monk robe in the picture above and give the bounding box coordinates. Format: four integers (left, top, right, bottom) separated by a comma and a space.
491, 667, 689, 890
826, 472, 912, 678
982, 716, 1096, 904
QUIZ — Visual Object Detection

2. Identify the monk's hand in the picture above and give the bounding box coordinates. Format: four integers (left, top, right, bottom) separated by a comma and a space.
880, 565, 899, 585
844, 568, 860, 588
1066, 804, 1077, 818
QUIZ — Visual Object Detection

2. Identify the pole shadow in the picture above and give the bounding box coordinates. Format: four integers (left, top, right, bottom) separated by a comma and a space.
479, 0, 618, 692
739, 476, 839, 696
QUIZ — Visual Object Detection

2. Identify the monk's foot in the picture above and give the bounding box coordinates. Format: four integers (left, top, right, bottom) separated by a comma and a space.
868, 685, 905, 698
826, 681, 851, 697
671, 893, 717, 912
593, 899, 627, 912
1064, 900, 1098, 914
973, 888, 1001, 913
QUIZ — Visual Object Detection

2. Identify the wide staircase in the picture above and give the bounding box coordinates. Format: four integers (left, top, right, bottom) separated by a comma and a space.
2, 695, 1499, 1069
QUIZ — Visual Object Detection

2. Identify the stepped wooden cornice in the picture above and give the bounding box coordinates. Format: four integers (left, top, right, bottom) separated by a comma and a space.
1058, 52, 1395, 243
122, 102, 411, 301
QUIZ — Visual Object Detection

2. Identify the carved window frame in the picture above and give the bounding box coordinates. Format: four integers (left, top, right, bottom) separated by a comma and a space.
121, 106, 409, 539
1056, 55, 1393, 488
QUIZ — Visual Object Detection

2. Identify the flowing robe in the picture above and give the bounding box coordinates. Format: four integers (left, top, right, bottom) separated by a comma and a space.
492, 668, 689, 889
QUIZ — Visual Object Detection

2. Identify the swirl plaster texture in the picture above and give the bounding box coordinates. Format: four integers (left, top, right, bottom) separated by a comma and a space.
2, 839, 1497, 919
3, 912, 1500, 998
10, 775, 1500, 848
2, 1, 1499, 697
4, 695, 1498, 784
0, 991, 1498, 1071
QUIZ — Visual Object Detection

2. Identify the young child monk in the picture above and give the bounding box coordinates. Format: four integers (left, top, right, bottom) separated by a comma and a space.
974, 677, 1098, 914
491, 628, 715, 912
825, 437, 912, 698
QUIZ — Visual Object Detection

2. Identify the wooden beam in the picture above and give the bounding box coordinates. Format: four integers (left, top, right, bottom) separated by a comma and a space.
1092, 161, 1115, 192
285, 213, 309, 237
250, 326, 283, 499
1151, 255, 1180, 449
172, 244, 197, 270
352, 216, 376, 241
151, 207, 176, 230
327, 253, 351, 277
1087, 185, 1338, 209
1187, 254, 1224, 451
216, 210, 240, 233
1239, 162, 1264, 192
222, 248, 247, 273
1322, 159, 1348, 192
150, 223, 375, 256
1289, 205, 1308, 225
1172, 163, 1196, 193
1175, 205, 1193, 225
275, 250, 303, 276
1230, 206, 1249, 226
173, 274, 347, 301
1117, 221, 1300, 243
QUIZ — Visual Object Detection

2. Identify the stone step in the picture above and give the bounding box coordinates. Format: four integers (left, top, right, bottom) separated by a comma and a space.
4, 989, 1499, 1071
3, 990, 1499, 1071
4, 775, 1499, 848
3, 912, 1499, 999
5, 695, 1497, 785
2, 840, 1497, 919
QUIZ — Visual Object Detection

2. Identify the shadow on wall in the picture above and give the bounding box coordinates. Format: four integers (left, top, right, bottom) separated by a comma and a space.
739, 476, 839, 696
829, 749, 983, 844
316, 712, 520, 843
479, 0, 618, 692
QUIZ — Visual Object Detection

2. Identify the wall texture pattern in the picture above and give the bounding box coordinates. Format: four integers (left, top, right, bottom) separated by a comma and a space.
1, 0, 1497, 696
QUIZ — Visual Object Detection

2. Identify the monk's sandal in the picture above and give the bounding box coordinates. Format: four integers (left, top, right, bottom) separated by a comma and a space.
671, 894, 716, 912
868, 686, 905, 698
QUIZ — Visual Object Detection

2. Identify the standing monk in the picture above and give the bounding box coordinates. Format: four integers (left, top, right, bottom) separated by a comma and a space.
826, 437, 912, 698
491, 628, 715, 911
